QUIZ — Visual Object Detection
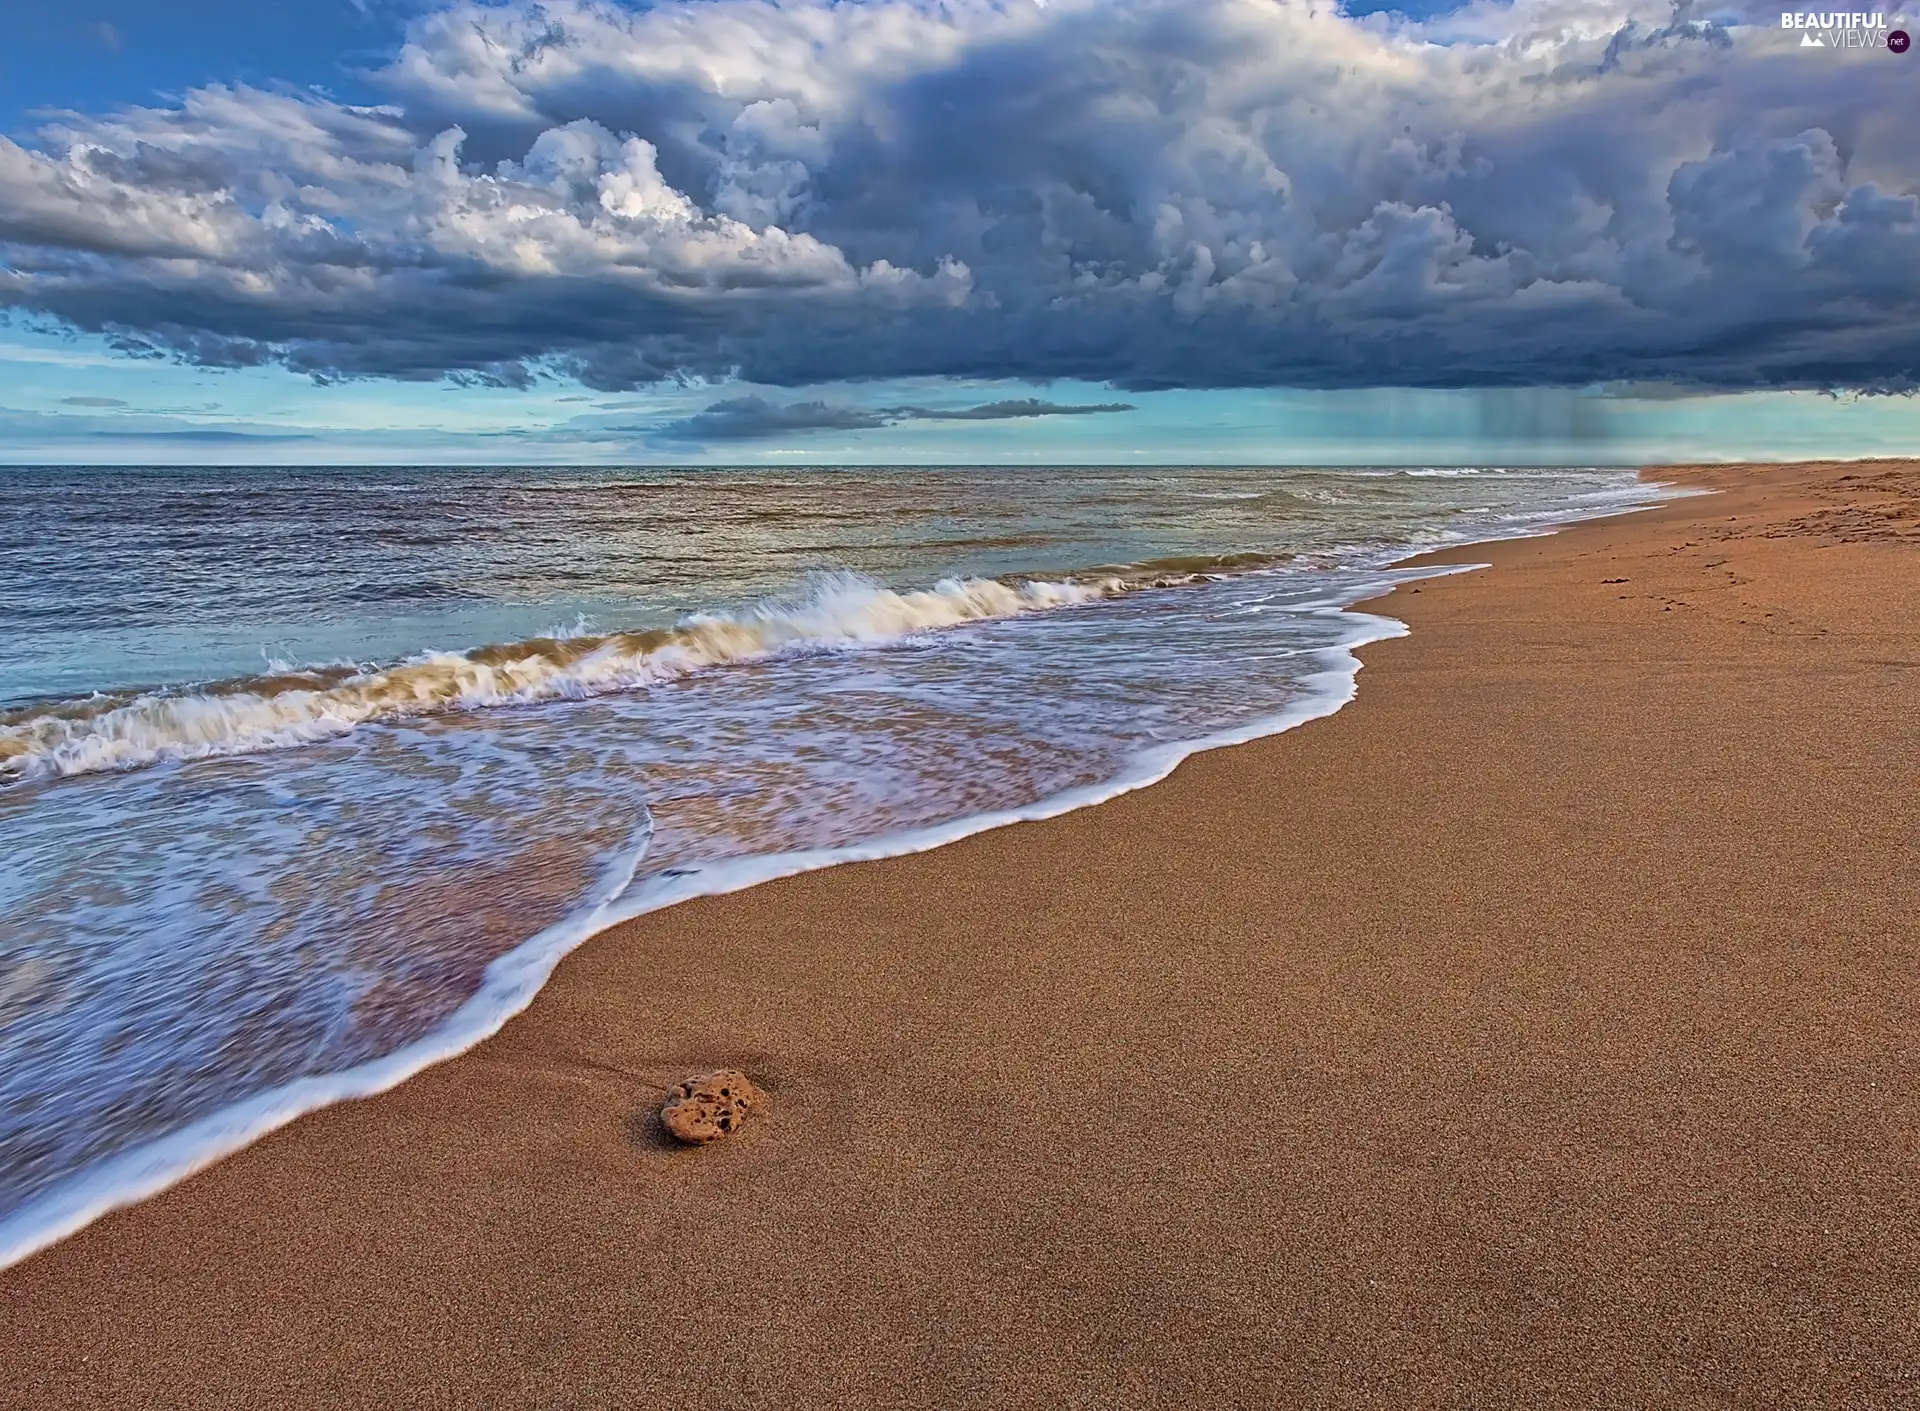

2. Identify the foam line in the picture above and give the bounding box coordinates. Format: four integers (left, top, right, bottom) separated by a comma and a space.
1, 557, 1297, 786
0, 573, 1124, 783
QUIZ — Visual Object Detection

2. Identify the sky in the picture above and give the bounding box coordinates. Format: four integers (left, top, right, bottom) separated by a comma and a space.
1, 0, 1917, 465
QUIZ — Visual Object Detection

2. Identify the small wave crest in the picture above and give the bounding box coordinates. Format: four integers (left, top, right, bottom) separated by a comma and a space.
0, 572, 1128, 783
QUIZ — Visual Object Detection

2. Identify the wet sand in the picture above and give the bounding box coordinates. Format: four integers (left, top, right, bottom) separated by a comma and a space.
3, 460, 1917, 1409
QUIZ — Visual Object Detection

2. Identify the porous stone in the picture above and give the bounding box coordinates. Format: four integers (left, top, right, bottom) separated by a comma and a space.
660, 1070, 762, 1144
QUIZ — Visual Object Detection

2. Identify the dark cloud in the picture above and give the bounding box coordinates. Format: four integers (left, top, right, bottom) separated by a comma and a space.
59, 395, 129, 408
653, 394, 1136, 443
0, 0, 1915, 393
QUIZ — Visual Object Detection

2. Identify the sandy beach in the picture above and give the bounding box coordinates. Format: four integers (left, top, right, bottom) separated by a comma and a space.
3, 460, 1916, 1409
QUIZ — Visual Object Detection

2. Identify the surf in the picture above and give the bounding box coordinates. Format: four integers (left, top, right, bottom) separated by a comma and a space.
0, 570, 1142, 783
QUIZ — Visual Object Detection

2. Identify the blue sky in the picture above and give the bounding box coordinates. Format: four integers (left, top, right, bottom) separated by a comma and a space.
2, 0, 1916, 464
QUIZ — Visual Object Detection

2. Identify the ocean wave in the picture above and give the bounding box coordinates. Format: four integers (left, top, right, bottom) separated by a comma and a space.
0, 547, 1313, 786
0, 572, 1131, 783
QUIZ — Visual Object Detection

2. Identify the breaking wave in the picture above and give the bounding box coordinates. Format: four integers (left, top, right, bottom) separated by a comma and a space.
1, 570, 1146, 783
0, 547, 1305, 786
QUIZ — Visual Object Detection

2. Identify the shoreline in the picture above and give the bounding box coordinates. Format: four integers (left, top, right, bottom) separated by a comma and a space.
0, 603, 1408, 1275
4, 459, 1917, 1407
0, 492, 1642, 1273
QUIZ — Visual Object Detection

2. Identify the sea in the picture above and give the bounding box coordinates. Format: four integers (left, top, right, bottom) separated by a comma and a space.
0, 462, 1663, 1266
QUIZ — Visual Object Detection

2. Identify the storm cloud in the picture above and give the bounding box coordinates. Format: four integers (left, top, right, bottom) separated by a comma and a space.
1, 0, 1916, 393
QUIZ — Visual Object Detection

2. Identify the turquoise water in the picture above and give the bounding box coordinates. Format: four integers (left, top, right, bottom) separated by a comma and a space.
0, 463, 1658, 1264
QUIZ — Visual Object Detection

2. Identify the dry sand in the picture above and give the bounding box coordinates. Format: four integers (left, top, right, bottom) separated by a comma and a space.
2, 460, 1916, 1409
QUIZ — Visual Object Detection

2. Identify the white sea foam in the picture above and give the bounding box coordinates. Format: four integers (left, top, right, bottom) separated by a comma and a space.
0, 573, 1122, 784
